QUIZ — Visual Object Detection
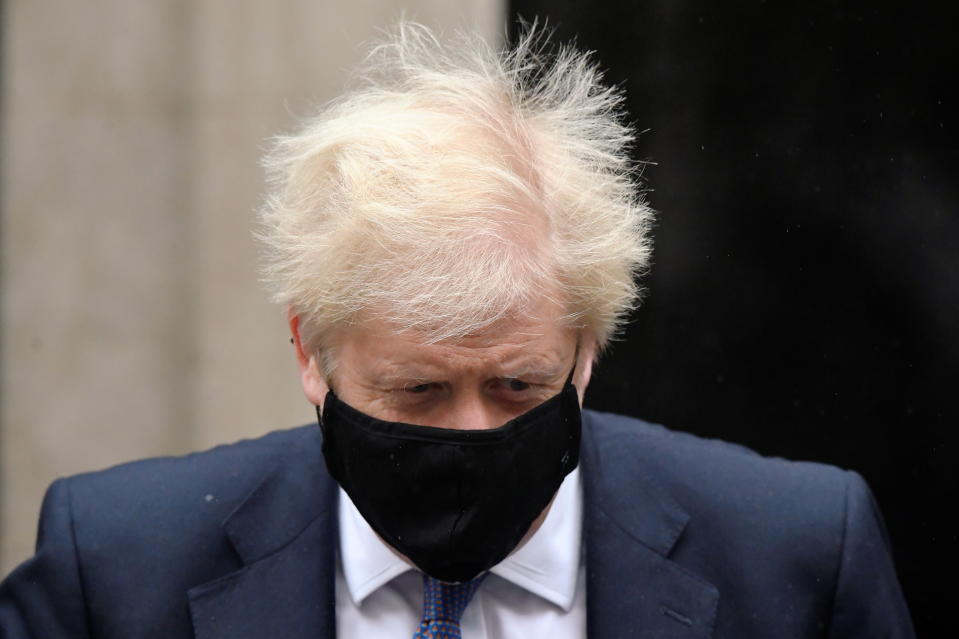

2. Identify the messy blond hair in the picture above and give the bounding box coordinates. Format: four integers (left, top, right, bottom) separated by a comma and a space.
257, 21, 653, 356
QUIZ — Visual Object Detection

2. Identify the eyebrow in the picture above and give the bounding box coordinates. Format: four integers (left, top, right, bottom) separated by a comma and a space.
501, 360, 565, 380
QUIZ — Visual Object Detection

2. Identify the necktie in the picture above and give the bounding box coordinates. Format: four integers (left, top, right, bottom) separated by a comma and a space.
412, 572, 487, 639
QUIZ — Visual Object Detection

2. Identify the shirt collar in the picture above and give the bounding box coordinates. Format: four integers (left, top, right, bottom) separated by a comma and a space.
337, 467, 583, 611
337, 486, 411, 605
489, 466, 583, 611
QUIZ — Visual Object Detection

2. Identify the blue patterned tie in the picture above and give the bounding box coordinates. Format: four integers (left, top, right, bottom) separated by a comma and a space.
412, 573, 487, 639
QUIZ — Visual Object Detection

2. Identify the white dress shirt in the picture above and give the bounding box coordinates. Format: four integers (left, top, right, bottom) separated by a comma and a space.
335, 468, 586, 638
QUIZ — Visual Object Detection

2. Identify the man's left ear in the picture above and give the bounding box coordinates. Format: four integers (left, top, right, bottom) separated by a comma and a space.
575, 337, 596, 405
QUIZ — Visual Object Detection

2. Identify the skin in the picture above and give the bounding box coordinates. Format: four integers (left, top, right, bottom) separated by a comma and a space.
288, 300, 596, 562
290, 304, 595, 423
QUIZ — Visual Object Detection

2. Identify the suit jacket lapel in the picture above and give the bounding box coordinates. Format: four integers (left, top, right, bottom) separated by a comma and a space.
581, 411, 719, 638
188, 439, 338, 639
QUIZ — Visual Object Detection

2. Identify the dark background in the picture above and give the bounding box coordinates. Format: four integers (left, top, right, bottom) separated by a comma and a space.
510, 1, 955, 634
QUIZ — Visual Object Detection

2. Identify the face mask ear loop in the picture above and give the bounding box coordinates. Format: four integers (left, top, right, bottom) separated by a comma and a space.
565, 338, 581, 388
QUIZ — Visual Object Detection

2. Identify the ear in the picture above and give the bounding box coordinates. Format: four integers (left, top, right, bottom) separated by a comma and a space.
574, 335, 597, 406
288, 308, 329, 407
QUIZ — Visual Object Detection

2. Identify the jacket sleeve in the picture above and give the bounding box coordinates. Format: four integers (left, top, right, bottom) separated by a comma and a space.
827, 471, 915, 639
0, 478, 92, 638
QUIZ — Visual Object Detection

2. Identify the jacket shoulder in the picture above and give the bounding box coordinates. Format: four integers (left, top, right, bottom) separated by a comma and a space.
582, 409, 850, 570
583, 408, 849, 506
65, 426, 322, 592
67, 425, 322, 523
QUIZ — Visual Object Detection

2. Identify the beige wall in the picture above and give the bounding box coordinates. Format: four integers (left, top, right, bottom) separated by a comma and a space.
1, 0, 504, 575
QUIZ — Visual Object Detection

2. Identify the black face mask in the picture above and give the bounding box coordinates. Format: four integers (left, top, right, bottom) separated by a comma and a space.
317, 354, 581, 583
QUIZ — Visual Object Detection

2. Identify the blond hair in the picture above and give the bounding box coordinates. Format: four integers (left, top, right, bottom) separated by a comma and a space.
257, 21, 653, 355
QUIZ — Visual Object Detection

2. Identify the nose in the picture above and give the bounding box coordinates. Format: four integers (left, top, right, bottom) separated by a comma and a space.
441, 391, 500, 430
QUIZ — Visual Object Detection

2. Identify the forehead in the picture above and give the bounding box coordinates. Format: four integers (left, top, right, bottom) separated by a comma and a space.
334, 304, 575, 377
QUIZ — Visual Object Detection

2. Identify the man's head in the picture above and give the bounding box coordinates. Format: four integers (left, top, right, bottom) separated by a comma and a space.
258, 22, 652, 425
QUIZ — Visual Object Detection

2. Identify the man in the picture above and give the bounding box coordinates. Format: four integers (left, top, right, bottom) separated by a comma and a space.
0, 22, 914, 638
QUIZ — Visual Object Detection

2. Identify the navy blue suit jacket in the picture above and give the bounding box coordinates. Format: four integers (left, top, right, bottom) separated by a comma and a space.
0, 410, 914, 637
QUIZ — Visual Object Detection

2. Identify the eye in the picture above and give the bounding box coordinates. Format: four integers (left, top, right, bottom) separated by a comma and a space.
489, 377, 539, 405
491, 378, 534, 396
406, 383, 432, 394
506, 378, 530, 392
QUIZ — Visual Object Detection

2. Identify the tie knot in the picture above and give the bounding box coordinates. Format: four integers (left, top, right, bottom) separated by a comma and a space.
421, 573, 487, 625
